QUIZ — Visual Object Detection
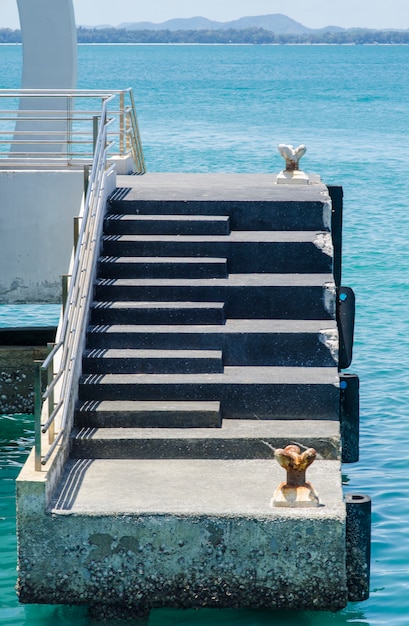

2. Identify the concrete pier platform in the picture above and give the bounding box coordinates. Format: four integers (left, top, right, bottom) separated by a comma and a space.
115, 172, 327, 209
17, 455, 347, 612
51, 458, 343, 515
16, 172, 364, 615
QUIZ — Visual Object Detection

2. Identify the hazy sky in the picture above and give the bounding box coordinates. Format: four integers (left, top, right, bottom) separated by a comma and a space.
1, 0, 409, 30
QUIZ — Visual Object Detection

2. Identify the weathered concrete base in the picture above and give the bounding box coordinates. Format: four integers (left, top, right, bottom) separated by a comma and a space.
0, 345, 47, 414
0, 328, 56, 413
277, 169, 310, 185
17, 458, 348, 612
272, 482, 320, 508
108, 154, 136, 175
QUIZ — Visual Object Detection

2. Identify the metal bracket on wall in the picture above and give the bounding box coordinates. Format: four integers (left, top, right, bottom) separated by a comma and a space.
338, 286, 355, 370
328, 185, 343, 288
340, 372, 360, 463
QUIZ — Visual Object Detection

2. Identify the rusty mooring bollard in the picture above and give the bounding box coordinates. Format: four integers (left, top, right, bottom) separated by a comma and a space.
278, 144, 306, 171
272, 444, 320, 508
277, 144, 310, 185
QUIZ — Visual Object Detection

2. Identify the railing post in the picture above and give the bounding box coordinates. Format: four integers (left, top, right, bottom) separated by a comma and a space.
128, 88, 146, 173
73, 216, 81, 251
62, 274, 69, 314
120, 91, 125, 154
66, 95, 72, 164
84, 164, 90, 199
34, 360, 42, 471
46, 344, 55, 444
93, 116, 99, 154
126, 113, 131, 153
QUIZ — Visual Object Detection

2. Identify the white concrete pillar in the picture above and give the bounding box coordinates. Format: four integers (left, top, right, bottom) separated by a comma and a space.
0, 170, 84, 303
12, 0, 78, 154
18, 0, 77, 89
2, 1, 83, 304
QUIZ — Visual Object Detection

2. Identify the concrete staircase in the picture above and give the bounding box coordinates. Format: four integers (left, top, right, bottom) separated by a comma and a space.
17, 174, 361, 615
71, 173, 341, 463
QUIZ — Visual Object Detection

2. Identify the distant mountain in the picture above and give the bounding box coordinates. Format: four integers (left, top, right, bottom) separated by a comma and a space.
314, 25, 345, 34
117, 13, 345, 34
82, 24, 114, 30
119, 17, 219, 31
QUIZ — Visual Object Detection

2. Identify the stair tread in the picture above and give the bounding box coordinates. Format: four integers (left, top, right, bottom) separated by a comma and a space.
95, 273, 334, 287
106, 214, 230, 222
114, 172, 328, 202
81, 366, 339, 385
88, 318, 337, 334
71, 420, 339, 460
103, 231, 330, 244
75, 399, 223, 426
77, 368, 339, 419
84, 349, 223, 359
73, 419, 339, 441
94, 276, 335, 320
99, 256, 227, 264
90, 300, 227, 326
77, 400, 221, 412
92, 301, 225, 310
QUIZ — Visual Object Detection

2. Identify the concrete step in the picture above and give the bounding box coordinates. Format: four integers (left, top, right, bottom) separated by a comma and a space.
104, 214, 231, 235
75, 400, 222, 428
86, 319, 338, 367
101, 231, 333, 274
70, 419, 340, 460
82, 348, 224, 374
109, 173, 332, 232
89, 301, 226, 325
94, 274, 335, 320
78, 366, 340, 419
98, 256, 228, 279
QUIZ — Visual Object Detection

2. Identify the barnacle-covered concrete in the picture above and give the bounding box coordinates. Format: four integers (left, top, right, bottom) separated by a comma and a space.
17, 457, 348, 615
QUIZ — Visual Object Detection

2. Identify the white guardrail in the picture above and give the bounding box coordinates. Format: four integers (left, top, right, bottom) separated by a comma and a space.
0, 88, 145, 172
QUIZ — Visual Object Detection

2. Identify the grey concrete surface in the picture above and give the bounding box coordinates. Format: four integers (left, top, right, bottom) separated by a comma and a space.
50, 458, 343, 515
116, 173, 326, 202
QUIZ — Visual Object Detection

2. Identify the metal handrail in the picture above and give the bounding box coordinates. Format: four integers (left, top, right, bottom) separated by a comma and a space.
0, 88, 146, 172
32, 91, 142, 470
36, 123, 109, 466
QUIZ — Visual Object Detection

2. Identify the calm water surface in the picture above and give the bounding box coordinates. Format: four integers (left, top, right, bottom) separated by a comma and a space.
1, 44, 409, 625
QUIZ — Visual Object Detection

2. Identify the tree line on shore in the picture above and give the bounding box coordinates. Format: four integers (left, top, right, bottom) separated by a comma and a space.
2, 26, 409, 45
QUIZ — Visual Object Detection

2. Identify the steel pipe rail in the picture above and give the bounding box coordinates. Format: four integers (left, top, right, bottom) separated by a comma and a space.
0, 88, 146, 172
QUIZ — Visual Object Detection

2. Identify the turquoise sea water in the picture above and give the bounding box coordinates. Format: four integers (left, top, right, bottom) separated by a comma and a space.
1, 43, 409, 625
